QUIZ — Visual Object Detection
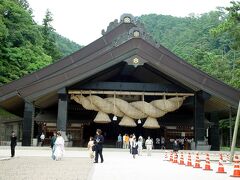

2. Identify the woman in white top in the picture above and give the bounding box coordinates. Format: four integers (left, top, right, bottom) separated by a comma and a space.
53, 131, 65, 161
137, 136, 143, 156
145, 136, 153, 156
129, 135, 133, 154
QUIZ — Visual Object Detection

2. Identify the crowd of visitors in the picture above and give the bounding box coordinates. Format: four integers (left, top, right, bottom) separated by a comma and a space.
116, 134, 166, 150
9, 128, 194, 163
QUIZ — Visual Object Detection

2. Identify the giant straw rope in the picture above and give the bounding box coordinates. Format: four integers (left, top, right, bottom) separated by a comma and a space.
71, 94, 186, 129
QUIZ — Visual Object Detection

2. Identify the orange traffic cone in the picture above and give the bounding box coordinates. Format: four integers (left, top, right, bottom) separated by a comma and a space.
164, 151, 168, 161
203, 153, 213, 171
230, 155, 240, 177
170, 152, 173, 162
173, 152, 178, 163
193, 152, 201, 168
186, 152, 192, 167
216, 154, 226, 173
179, 152, 185, 165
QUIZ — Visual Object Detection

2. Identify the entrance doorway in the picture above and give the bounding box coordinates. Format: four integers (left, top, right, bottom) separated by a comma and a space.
83, 120, 165, 148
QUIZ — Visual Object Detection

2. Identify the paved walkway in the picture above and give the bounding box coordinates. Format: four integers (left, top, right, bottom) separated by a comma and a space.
0, 147, 92, 180
0, 147, 239, 180
91, 151, 236, 180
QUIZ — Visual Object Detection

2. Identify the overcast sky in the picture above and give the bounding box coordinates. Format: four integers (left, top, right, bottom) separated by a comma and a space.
27, 0, 232, 45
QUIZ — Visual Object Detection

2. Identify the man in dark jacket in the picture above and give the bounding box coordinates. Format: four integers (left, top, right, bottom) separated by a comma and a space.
94, 129, 104, 163
10, 131, 17, 157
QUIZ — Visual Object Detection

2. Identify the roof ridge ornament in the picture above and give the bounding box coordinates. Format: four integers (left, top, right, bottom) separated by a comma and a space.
101, 13, 135, 35
112, 26, 160, 48
120, 14, 134, 23
101, 19, 119, 35
102, 14, 160, 48
130, 26, 160, 48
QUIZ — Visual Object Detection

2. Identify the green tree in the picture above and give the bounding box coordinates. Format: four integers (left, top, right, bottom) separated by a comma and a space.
0, 0, 51, 85
41, 9, 62, 61
139, 10, 240, 89
54, 32, 82, 57
0, 0, 81, 85
211, 1, 240, 50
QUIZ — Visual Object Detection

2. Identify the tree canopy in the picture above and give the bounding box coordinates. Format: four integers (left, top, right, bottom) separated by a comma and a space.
139, 3, 240, 89
0, 0, 81, 85
0, 0, 239, 90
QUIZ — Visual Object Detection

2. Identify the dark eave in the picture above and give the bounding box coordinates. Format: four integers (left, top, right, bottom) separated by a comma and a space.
15, 37, 240, 108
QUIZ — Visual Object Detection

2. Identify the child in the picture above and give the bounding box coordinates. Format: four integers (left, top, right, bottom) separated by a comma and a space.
87, 137, 94, 160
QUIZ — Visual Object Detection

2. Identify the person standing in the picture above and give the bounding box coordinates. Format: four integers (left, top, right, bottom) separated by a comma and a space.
87, 137, 95, 161
161, 136, 165, 149
145, 136, 153, 156
129, 135, 133, 154
10, 131, 17, 157
155, 137, 160, 149
173, 139, 179, 152
122, 134, 126, 149
53, 131, 65, 161
131, 137, 138, 159
137, 136, 143, 156
40, 132, 45, 146
94, 129, 104, 163
125, 134, 129, 149
50, 132, 57, 160
116, 134, 122, 148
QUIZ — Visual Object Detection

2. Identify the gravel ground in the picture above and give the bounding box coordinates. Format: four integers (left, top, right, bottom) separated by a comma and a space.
0, 157, 92, 180
0, 147, 239, 180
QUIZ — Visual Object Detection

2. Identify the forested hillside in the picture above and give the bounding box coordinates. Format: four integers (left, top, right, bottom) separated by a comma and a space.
54, 33, 81, 57
0, 0, 81, 85
139, 6, 240, 89
0, 0, 239, 90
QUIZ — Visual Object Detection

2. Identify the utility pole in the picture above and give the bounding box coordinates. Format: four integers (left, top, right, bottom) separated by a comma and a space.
230, 100, 240, 162
229, 107, 233, 146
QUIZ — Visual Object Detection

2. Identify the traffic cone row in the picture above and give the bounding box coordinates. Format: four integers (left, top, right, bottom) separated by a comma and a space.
164, 151, 239, 177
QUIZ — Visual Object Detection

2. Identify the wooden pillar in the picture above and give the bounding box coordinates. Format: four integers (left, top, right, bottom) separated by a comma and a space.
22, 102, 34, 146
209, 112, 220, 150
194, 91, 205, 143
57, 88, 68, 139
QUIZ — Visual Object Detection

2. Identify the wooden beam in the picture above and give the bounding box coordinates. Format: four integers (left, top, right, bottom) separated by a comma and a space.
73, 81, 190, 93
68, 90, 194, 96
